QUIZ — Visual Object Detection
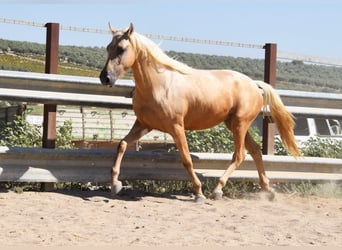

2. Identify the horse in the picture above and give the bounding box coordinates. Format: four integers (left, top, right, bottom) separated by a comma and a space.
100, 23, 301, 203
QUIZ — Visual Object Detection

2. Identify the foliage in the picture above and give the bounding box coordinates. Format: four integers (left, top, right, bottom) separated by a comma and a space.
56, 120, 74, 149
0, 52, 100, 77
1, 38, 342, 93
168, 50, 342, 93
185, 123, 234, 153
300, 136, 342, 158
0, 115, 74, 149
274, 137, 289, 156
274, 136, 342, 158
184, 124, 261, 153
0, 115, 42, 147
183, 124, 341, 159
0, 53, 41, 72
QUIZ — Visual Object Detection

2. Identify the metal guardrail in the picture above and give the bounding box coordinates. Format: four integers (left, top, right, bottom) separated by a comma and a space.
0, 69, 133, 96
0, 70, 342, 184
0, 147, 341, 183
0, 70, 133, 108
1, 70, 341, 114
277, 89, 342, 109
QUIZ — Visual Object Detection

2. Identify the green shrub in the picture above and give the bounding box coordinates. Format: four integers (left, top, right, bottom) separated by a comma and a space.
301, 136, 342, 158
0, 115, 42, 147
185, 123, 234, 153
275, 136, 342, 158
0, 115, 74, 149
274, 137, 289, 156
56, 120, 74, 149
185, 124, 261, 153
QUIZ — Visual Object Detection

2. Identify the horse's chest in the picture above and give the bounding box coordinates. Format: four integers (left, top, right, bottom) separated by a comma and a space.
133, 102, 170, 129
132, 88, 184, 130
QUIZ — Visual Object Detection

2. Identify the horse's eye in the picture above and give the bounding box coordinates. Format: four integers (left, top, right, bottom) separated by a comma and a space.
117, 47, 125, 55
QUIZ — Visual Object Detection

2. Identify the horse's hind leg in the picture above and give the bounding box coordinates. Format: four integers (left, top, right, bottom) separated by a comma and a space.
245, 132, 272, 192
212, 119, 248, 200
111, 119, 150, 195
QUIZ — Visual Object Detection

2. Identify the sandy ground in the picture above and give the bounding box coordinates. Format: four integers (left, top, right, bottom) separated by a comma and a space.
0, 189, 341, 247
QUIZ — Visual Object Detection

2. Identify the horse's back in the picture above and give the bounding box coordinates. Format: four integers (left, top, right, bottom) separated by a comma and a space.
190, 69, 262, 109
179, 69, 262, 130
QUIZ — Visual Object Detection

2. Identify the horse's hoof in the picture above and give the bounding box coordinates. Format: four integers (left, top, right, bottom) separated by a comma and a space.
111, 181, 123, 196
267, 188, 276, 201
195, 194, 206, 204
211, 190, 223, 200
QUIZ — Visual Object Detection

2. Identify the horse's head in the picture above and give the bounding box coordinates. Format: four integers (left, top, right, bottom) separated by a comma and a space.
100, 23, 136, 87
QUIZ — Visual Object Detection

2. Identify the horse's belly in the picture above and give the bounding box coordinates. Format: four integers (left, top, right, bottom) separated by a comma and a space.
183, 109, 229, 130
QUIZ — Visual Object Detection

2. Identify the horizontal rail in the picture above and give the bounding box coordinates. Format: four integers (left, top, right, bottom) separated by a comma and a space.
1, 87, 341, 117
1, 70, 342, 109
2, 86, 341, 119
0, 87, 132, 109
277, 89, 342, 109
0, 147, 341, 183
284, 106, 342, 119
0, 70, 134, 97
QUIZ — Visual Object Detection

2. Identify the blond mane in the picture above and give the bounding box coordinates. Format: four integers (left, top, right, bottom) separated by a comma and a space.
130, 32, 193, 74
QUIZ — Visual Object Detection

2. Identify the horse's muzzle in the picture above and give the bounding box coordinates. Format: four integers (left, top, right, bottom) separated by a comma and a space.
99, 69, 117, 87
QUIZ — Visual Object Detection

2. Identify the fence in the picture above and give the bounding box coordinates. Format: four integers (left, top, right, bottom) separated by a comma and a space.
0, 21, 341, 186
1, 21, 278, 153
2, 18, 342, 67
0, 70, 341, 184
1, 147, 341, 183
0, 105, 25, 123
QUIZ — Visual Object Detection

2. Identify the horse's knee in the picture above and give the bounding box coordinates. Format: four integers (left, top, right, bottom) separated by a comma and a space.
117, 140, 128, 153
233, 152, 245, 165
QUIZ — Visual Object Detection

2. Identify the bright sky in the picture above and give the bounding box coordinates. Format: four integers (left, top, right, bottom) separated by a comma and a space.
0, 0, 341, 59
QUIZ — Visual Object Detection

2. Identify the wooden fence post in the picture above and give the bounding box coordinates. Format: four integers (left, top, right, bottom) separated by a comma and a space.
262, 43, 277, 155
42, 23, 59, 191
42, 23, 59, 148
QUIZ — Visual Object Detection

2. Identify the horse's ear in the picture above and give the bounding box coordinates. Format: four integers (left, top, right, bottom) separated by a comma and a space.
126, 22, 134, 36
108, 22, 116, 34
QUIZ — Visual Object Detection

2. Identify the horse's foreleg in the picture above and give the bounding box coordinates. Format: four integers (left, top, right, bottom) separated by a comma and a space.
170, 124, 205, 203
111, 119, 150, 195
212, 119, 247, 200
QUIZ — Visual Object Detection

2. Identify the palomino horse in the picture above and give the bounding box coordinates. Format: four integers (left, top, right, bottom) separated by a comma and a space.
100, 23, 301, 203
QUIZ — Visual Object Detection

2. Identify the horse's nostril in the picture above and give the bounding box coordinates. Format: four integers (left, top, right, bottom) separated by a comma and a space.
100, 69, 117, 86
105, 75, 110, 83
100, 70, 110, 84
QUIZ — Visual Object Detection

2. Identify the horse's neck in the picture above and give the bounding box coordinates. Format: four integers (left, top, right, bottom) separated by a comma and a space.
131, 59, 166, 92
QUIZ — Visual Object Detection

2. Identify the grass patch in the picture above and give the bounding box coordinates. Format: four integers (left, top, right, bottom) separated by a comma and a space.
0, 53, 100, 77
274, 181, 342, 198
1, 180, 341, 199
0, 182, 42, 193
